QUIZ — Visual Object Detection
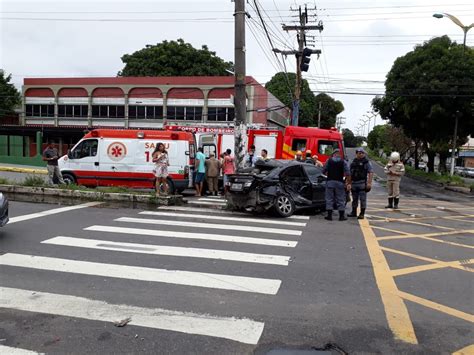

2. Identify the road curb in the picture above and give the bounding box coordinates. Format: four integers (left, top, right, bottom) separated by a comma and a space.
0, 184, 185, 206
0, 166, 48, 175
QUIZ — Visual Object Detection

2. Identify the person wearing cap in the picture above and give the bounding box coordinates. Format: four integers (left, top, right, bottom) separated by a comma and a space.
348, 147, 374, 219
312, 154, 323, 168
322, 148, 351, 221
295, 150, 303, 161
304, 150, 314, 164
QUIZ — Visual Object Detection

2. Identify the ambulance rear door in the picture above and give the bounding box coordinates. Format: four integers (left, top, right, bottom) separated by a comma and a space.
220, 134, 235, 155
253, 135, 277, 159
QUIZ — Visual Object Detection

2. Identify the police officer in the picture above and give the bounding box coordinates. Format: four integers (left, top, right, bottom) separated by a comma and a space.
384, 151, 405, 209
348, 147, 373, 219
322, 149, 351, 221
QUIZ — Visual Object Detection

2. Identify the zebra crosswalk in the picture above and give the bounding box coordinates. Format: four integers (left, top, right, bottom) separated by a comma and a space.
0, 204, 309, 351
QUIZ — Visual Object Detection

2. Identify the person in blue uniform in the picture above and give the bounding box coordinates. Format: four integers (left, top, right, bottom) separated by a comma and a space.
322, 149, 351, 221
348, 147, 373, 219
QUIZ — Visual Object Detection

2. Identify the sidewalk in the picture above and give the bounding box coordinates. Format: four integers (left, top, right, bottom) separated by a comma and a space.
0, 163, 47, 175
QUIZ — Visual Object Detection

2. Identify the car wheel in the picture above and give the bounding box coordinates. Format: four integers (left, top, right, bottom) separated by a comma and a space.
273, 194, 295, 217
62, 172, 76, 185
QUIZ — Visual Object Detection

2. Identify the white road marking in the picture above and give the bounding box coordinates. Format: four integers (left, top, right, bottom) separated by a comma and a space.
115, 217, 302, 236
157, 205, 310, 220
42, 236, 291, 266
8, 202, 103, 224
195, 198, 228, 203
0, 286, 264, 345
187, 200, 227, 206
85, 225, 298, 247
139, 211, 307, 227
0, 345, 41, 355
0, 253, 281, 295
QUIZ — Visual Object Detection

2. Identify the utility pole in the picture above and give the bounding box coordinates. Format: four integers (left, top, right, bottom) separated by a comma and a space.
317, 102, 322, 128
234, 0, 247, 169
336, 116, 346, 131
273, 6, 323, 127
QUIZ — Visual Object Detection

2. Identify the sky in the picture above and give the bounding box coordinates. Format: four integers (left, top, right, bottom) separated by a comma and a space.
1, 0, 473, 134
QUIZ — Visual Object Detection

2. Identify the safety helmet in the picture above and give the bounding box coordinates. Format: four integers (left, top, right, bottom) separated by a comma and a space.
390, 151, 400, 162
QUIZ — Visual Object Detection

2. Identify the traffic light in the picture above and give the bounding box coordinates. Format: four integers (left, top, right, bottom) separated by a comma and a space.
300, 47, 312, 72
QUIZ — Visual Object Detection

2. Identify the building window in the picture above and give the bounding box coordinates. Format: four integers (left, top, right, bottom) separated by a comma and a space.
207, 107, 234, 122
91, 105, 125, 118
25, 104, 55, 117
166, 106, 202, 121
58, 105, 88, 118
128, 105, 163, 119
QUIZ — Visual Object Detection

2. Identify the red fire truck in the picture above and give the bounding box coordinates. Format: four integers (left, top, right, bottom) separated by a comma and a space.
165, 125, 344, 163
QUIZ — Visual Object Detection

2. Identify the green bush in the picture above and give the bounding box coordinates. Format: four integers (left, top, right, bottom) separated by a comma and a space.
58, 183, 90, 191
22, 175, 46, 187
0, 177, 11, 185
406, 168, 464, 186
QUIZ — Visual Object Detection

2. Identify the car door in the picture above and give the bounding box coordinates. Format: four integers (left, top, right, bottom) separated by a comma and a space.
280, 165, 312, 201
302, 164, 326, 204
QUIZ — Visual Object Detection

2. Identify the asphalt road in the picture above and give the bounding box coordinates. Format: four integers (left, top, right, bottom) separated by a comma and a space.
0, 154, 473, 354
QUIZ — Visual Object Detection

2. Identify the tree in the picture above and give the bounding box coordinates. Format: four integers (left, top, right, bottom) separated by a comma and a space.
372, 36, 474, 172
265, 72, 344, 127
367, 125, 389, 155
314, 93, 344, 129
118, 39, 234, 76
0, 70, 20, 118
342, 128, 356, 147
265, 72, 315, 126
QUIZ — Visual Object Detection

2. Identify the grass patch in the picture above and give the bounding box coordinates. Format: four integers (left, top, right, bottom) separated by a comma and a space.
22, 175, 47, 187
0, 177, 11, 185
58, 183, 91, 191
367, 149, 388, 165
405, 166, 465, 186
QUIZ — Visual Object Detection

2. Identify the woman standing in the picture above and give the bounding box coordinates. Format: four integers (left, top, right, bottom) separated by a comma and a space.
152, 142, 169, 196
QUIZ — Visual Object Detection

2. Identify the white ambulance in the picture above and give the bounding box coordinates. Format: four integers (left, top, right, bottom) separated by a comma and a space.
58, 129, 195, 193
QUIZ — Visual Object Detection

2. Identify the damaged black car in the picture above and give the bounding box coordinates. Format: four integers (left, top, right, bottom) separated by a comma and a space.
227, 160, 327, 217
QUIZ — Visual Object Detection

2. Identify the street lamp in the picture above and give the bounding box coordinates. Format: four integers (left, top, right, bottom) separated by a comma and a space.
433, 12, 474, 176
363, 114, 372, 134
365, 111, 377, 130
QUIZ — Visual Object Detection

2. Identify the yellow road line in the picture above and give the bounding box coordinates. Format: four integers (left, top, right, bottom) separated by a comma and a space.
371, 225, 412, 235
0, 166, 47, 174
381, 246, 444, 263
378, 234, 474, 250
453, 344, 474, 355
399, 291, 474, 323
381, 247, 474, 274
392, 259, 474, 277
359, 219, 418, 344
367, 207, 474, 213
381, 230, 474, 240
370, 215, 474, 223
396, 219, 455, 231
